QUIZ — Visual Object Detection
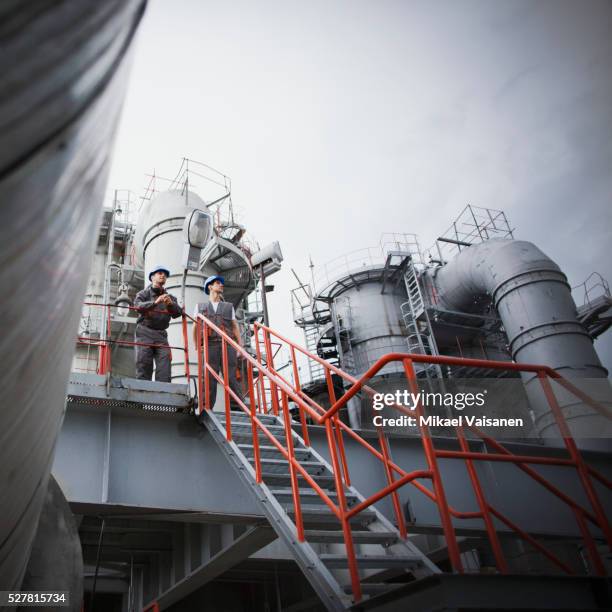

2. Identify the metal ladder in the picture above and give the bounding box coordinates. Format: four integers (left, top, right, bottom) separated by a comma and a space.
340, 342, 356, 376
334, 296, 357, 376
401, 259, 443, 381
403, 257, 425, 320
202, 409, 439, 611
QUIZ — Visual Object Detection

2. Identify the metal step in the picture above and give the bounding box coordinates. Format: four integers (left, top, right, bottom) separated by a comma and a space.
321, 554, 423, 570
228, 430, 294, 445
239, 444, 312, 460
270, 488, 359, 507
222, 421, 290, 435
218, 412, 280, 426
286, 506, 376, 528
305, 530, 399, 546
253, 457, 326, 475
260, 471, 337, 488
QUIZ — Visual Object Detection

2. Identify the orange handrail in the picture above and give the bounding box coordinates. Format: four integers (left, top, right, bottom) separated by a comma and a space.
194, 314, 612, 601
77, 302, 191, 387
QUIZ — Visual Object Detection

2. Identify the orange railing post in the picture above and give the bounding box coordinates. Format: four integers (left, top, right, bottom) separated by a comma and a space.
264, 328, 281, 416
377, 427, 407, 539
455, 426, 508, 572
254, 372, 264, 414
324, 417, 362, 602
325, 369, 350, 487
281, 391, 304, 542
203, 319, 211, 411
248, 361, 262, 483
181, 311, 190, 387
403, 357, 463, 573
254, 326, 269, 414
222, 337, 231, 441
196, 318, 203, 415
538, 371, 612, 569
291, 345, 310, 445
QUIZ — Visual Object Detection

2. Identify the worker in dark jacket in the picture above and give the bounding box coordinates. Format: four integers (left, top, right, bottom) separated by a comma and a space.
134, 265, 181, 382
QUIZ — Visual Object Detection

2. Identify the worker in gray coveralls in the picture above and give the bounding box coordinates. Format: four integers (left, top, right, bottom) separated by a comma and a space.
193, 275, 244, 409
134, 265, 181, 382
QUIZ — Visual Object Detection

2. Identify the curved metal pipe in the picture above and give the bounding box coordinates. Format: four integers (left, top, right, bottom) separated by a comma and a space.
430, 239, 612, 446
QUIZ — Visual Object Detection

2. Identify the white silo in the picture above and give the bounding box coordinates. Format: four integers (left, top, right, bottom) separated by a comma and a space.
134, 189, 255, 383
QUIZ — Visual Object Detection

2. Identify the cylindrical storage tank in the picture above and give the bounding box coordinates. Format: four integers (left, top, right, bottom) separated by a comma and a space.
316, 273, 411, 429
134, 190, 207, 383
331, 282, 408, 377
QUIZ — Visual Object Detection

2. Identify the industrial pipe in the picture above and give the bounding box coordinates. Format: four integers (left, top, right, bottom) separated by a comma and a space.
430, 239, 612, 447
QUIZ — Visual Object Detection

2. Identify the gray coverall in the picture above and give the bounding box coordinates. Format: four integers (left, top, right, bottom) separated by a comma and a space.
134, 285, 181, 382
196, 301, 243, 409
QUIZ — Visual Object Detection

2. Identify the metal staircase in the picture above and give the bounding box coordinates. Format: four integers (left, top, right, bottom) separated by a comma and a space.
202, 409, 439, 610
190, 312, 612, 612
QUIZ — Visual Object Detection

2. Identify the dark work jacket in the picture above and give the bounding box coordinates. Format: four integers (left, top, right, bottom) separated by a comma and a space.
135, 284, 181, 330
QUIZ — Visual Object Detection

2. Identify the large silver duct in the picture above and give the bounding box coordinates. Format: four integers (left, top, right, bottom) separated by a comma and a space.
0, 0, 146, 594
430, 239, 612, 446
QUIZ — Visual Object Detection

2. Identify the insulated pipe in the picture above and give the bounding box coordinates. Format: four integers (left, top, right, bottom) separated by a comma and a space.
430, 239, 612, 447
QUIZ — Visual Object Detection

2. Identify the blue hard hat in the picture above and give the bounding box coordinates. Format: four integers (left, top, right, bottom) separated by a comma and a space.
204, 275, 225, 294
149, 265, 171, 281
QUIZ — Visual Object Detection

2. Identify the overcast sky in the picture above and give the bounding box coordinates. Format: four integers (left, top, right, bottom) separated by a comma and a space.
106, 0, 612, 374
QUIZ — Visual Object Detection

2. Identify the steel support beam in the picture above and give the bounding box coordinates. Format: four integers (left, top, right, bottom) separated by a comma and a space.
55, 377, 612, 538
147, 525, 276, 610
53, 399, 263, 520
